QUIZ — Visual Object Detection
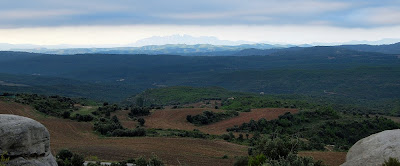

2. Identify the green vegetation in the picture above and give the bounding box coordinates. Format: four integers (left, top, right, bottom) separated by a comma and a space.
146, 129, 213, 139
138, 118, 145, 126
128, 107, 151, 117
56, 149, 85, 166
127, 86, 246, 107
383, 157, 400, 166
1, 48, 400, 113
93, 116, 146, 137
221, 96, 317, 111
186, 110, 239, 125
228, 107, 400, 150
93, 103, 120, 117
0, 151, 9, 166
15, 94, 76, 117
235, 136, 325, 166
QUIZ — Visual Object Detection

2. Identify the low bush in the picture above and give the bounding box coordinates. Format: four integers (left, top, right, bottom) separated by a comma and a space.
187, 110, 239, 125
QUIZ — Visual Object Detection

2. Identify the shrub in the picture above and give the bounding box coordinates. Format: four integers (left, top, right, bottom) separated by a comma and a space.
71, 154, 85, 166
383, 157, 400, 166
233, 156, 248, 166
138, 118, 146, 126
265, 153, 325, 166
253, 137, 298, 160
0, 151, 10, 166
129, 107, 150, 117
136, 156, 148, 166
57, 149, 73, 161
75, 114, 94, 122
62, 111, 71, 119
188, 110, 239, 125
248, 154, 267, 166
56, 149, 84, 166
186, 115, 193, 123
149, 154, 164, 166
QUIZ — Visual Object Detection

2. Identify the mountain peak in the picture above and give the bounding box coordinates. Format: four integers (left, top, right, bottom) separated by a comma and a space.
132, 34, 254, 47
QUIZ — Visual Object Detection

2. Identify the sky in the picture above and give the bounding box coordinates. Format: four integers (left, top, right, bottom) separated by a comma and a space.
0, 0, 400, 47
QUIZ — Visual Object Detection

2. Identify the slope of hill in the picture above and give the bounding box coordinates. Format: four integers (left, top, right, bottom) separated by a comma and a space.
340, 42, 400, 54
0, 47, 399, 113
0, 100, 248, 166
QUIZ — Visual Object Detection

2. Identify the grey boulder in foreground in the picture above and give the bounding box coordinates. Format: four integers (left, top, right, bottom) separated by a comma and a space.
341, 129, 400, 166
0, 114, 57, 166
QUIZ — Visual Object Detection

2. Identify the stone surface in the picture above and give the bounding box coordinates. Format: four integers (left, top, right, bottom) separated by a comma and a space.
0, 114, 57, 166
341, 129, 400, 166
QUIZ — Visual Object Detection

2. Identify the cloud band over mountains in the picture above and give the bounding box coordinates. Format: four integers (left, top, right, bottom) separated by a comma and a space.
0, 0, 399, 28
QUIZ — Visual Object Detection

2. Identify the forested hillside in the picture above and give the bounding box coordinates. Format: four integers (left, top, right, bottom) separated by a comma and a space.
0, 46, 399, 113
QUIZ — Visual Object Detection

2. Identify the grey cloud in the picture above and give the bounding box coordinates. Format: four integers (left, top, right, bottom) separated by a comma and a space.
0, 0, 398, 28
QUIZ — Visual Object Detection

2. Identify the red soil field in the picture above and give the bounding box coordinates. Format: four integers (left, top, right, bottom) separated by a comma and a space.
0, 101, 247, 166
0, 100, 346, 166
298, 151, 347, 166
144, 107, 298, 135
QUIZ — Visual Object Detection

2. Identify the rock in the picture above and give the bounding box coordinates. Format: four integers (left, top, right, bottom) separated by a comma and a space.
0, 114, 57, 166
341, 129, 400, 166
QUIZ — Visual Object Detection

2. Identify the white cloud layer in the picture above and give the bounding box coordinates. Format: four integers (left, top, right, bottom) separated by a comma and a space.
0, 0, 398, 27
1, 25, 400, 46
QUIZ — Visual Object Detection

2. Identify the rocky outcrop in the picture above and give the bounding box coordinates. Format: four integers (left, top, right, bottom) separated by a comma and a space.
341, 129, 400, 166
0, 114, 57, 166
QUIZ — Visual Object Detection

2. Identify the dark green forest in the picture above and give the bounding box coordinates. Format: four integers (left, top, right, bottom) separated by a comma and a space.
1, 45, 400, 114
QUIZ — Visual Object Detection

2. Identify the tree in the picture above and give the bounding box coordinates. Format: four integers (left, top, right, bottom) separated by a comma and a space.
238, 134, 244, 141
253, 136, 298, 160
149, 154, 164, 166
233, 156, 248, 166
186, 115, 193, 123
136, 97, 144, 107
138, 118, 146, 126
136, 156, 148, 166
112, 115, 120, 123
248, 154, 267, 166
62, 111, 71, 119
71, 154, 85, 166
57, 149, 73, 161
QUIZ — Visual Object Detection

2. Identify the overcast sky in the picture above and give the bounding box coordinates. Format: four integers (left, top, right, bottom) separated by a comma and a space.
1, 0, 400, 46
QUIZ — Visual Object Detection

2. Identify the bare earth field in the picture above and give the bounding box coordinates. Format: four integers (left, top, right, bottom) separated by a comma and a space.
0, 100, 346, 165
298, 151, 347, 166
143, 107, 298, 135
0, 101, 247, 166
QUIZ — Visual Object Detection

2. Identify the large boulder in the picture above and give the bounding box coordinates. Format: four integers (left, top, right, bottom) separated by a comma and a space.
341, 129, 400, 166
0, 114, 57, 166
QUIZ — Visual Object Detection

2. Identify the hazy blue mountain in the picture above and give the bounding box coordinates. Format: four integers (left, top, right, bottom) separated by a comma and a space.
132, 34, 254, 46
10, 43, 283, 55
339, 42, 400, 54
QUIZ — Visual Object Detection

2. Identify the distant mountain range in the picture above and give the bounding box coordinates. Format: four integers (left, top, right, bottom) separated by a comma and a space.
2, 34, 399, 55
8, 44, 291, 55
4, 42, 399, 56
